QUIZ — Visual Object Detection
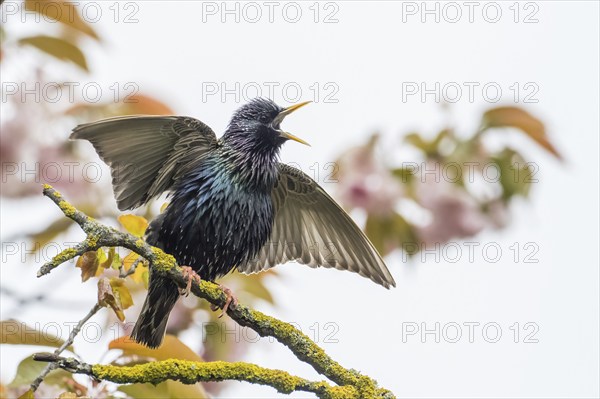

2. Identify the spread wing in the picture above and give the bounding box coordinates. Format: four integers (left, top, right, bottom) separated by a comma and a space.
71, 115, 218, 210
238, 164, 396, 289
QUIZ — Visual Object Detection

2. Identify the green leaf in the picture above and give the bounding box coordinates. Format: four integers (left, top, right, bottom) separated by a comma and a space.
1, 320, 71, 351
391, 167, 415, 185
111, 251, 123, 270
9, 356, 72, 388
482, 107, 562, 159
365, 212, 417, 256
492, 149, 533, 200
404, 133, 430, 153
18, 35, 88, 71
100, 247, 121, 270
404, 130, 452, 157
24, 0, 99, 40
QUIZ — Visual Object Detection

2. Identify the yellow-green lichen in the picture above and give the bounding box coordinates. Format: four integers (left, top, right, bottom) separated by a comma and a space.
44, 185, 63, 199
199, 279, 225, 298
354, 375, 377, 398
92, 360, 316, 394
53, 248, 79, 264
326, 386, 360, 399
250, 311, 358, 387
58, 200, 76, 217
150, 247, 177, 272
86, 234, 99, 248
135, 239, 145, 248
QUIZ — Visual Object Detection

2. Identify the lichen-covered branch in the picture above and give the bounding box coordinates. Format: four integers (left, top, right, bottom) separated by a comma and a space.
33, 355, 355, 398
37, 185, 395, 398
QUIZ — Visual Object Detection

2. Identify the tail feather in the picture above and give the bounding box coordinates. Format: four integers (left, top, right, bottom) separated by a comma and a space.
130, 274, 179, 348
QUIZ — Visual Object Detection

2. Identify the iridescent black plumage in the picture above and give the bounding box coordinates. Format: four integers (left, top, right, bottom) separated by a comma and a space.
70, 98, 396, 348
153, 99, 285, 281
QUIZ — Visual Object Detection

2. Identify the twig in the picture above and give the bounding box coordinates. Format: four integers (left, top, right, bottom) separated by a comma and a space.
119, 256, 143, 278
30, 303, 102, 392
36, 185, 394, 398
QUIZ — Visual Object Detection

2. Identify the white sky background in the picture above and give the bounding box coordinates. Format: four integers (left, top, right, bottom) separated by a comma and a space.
1, 1, 599, 398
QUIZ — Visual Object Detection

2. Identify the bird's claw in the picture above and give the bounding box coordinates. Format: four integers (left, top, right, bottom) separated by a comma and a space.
210, 285, 238, 318
178, 266, 201, 297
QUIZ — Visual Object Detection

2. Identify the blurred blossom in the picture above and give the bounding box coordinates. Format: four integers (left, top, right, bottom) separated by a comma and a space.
335, 134, 403, 216
485, 198, 510, 229
414, 163, 487, 246
0, 76, 89, 200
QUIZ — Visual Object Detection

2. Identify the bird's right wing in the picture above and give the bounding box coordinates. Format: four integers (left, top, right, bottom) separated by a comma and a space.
71, 115, 218, 210
239, 164, 396, 289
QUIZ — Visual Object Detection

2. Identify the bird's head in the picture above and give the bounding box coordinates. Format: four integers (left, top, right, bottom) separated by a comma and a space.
223, 98, 310, 152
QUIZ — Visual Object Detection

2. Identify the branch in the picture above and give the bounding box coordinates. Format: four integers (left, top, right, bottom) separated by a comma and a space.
37, 185, 395, 398
33, 355, 355, 398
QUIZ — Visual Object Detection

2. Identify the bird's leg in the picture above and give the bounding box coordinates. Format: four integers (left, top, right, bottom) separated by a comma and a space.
210, 285, 238, 318
178, 266, 201, 297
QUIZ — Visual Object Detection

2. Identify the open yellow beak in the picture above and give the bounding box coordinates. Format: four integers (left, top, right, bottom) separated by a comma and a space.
279, 131, 311, 146
274, 101, 311, 146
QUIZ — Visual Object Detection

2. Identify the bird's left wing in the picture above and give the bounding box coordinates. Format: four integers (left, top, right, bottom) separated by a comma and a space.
238, 164, 396, 288
71, 115, 218, 210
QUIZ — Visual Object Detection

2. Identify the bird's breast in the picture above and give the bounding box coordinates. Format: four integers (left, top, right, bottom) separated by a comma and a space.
151, 160, 274, 280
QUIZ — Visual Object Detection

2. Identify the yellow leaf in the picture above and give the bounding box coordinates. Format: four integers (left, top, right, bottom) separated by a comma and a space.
1, 320, 71, 350
109, 278, 134, 310
123, 252, 149, 288
97, 247, 107, 264
109, 335, 203, 361
118, 215, 149, 237
221, 272, 275, 305
122, 252, 139, 271
131, 263, 149, 289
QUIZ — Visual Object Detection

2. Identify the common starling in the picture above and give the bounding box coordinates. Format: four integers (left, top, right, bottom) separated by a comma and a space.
71, 98, 396, 348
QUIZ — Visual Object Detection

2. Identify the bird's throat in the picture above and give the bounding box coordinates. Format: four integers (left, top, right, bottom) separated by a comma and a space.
219, 142, 280, 191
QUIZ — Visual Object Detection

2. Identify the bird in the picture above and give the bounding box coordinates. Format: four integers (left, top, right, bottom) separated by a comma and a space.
70, 98, 396, 348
